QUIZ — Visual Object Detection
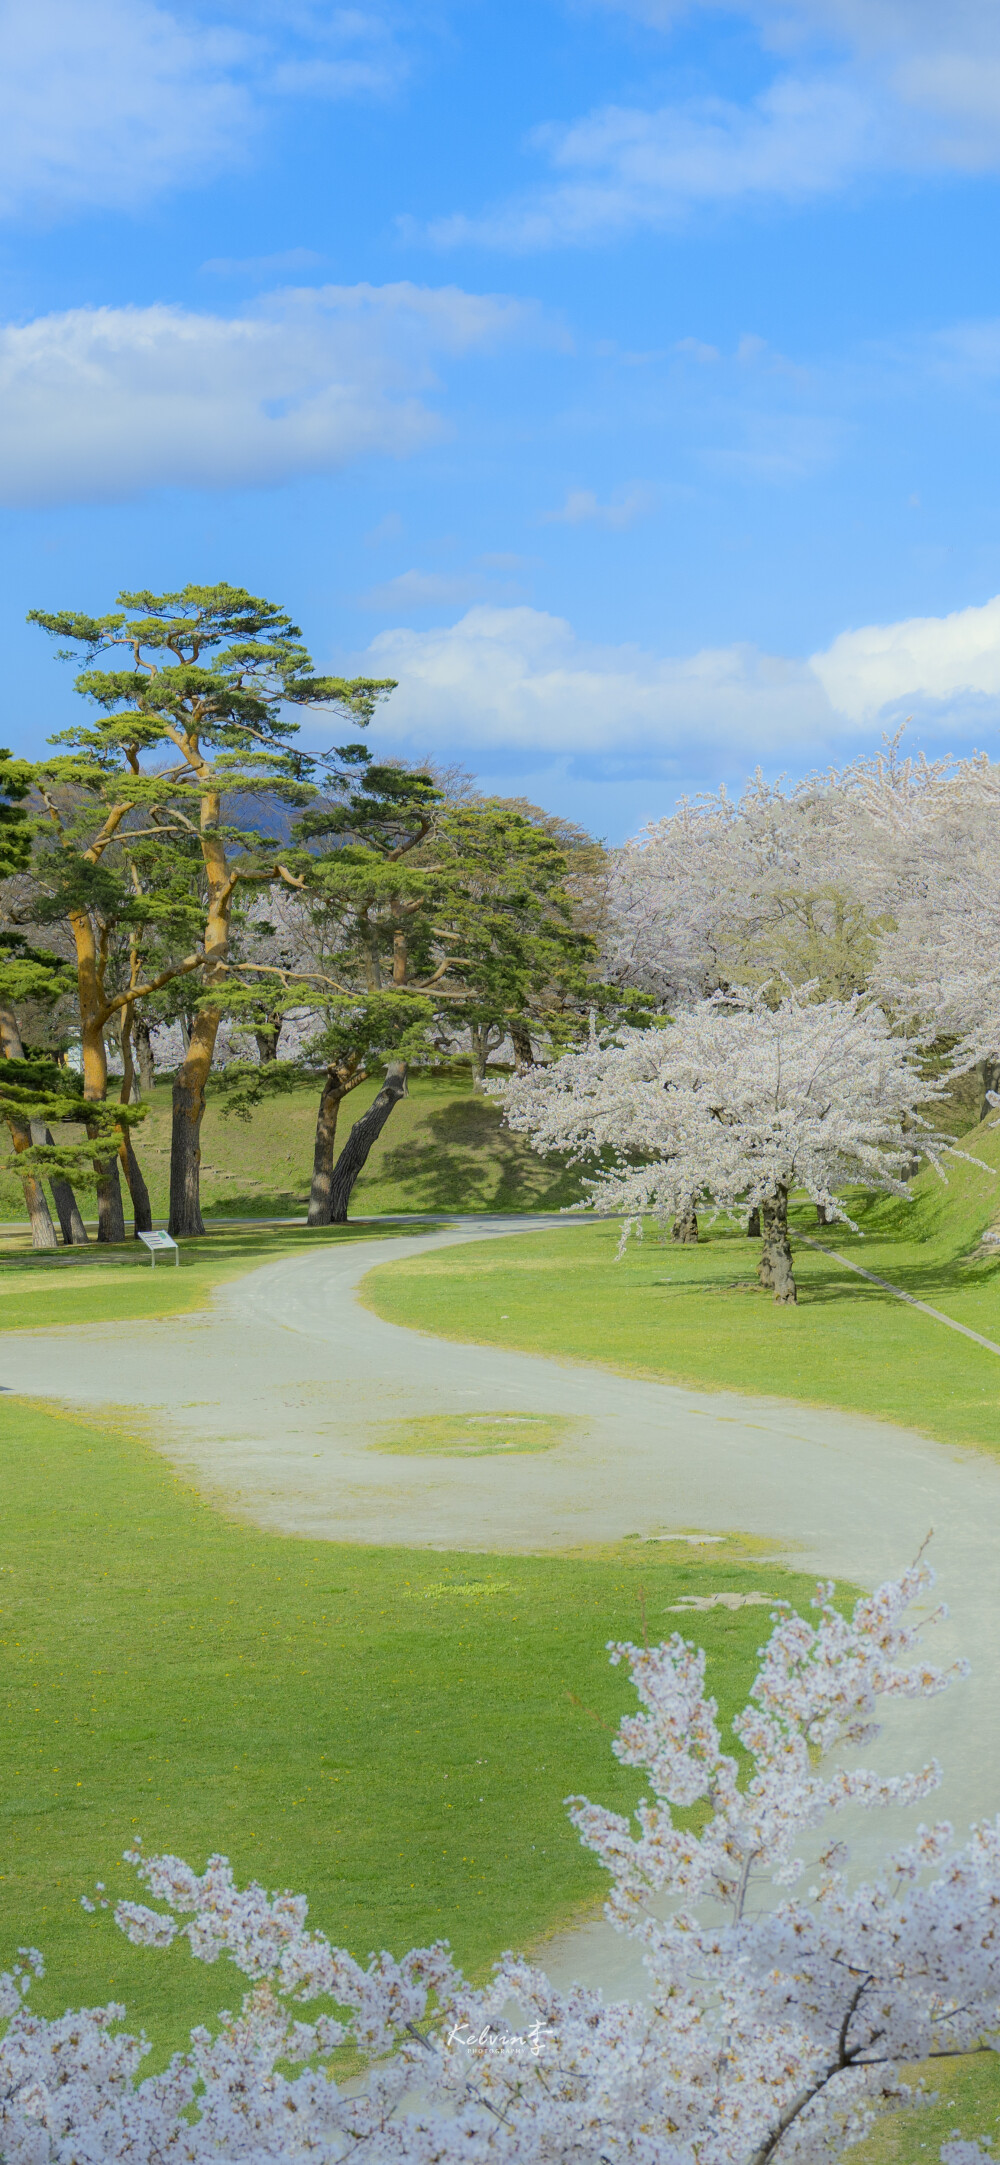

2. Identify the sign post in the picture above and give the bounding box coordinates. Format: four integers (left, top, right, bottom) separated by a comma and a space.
138, 1230, 180, 1268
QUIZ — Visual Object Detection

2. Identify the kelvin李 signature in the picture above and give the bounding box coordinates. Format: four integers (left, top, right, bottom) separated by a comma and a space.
445, 2019, 552, 2060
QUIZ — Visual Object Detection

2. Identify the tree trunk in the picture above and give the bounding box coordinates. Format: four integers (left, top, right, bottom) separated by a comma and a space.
981, 1057, 1000, 1123
116, 1002, 152, 1232
254, 1024, 281, 1064
134, 1017, 156, 1096
9, 1119, 58, 1249
671, 1199, 699, 1243
0, 1007, 87, 1243
747, 1207, 761, 1238
92, 1137, 126, 1242
759, 1188, 797, 1305
816, 1201, 831, 1226
470, 1025, 489, 1092
29, 1122, 89, 1245
49, 1169, 90, 1246
307, 1064, 357, 1227
510, 1020, 535, 1070
328, 1062, 408, 1223
169, 1007, 222, 1238
119, 1128, 153, 1236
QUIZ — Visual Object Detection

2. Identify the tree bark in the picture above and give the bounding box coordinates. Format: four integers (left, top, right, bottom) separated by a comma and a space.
470, 1025, 490, 1091
747, 1207, 761, 1238
816, 1200, 831, 1226
49, 1167, 90, 1246
116, 1003, 152, 1233
29, 1122, 89, 1245
169, 795, 231, 1238
759, 1188, 797, 1304
134, 1016, 156, 1096
328, 1062, 408, 1223
119, 1128, 152, 1236
307, 1059, 367, 1226
169, 1029, 218, 1238
671, 1199, 699, 1242
254, 1024, 281, 1064
9, 1119, 58, 1248
0, 1003, 86, 1245
510, 1020, 535, 1070
93, 1139, 126, 1242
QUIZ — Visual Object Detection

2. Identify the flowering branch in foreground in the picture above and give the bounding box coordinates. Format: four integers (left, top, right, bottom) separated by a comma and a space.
0, 1556, 996, 2160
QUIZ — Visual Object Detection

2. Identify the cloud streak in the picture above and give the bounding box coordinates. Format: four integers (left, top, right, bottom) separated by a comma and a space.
419, 0, 1000, 249
0, 283, 535, 505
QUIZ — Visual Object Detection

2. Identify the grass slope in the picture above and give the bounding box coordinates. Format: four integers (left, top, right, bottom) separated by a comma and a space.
360, 1115, 1000, 1458
0, 1392, 826, 2061
0, 1070, 584, 1230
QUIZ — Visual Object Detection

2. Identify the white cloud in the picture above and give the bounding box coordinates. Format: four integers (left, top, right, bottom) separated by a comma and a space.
0, 0, 250, 218
424, 76, 870, 248
356, 606, 832, 754
422, 0, 1000, 248
810, 593, 1000, 723
542, 483, 658, 528
342, 591, 1000, 762
0, 283, 534, 506
0, 0, 408, 222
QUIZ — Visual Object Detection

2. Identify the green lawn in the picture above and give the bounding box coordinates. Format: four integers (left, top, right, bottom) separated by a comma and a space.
360, 1114, 1000, 1459
0, 1220, 402, 1330
0, 1389, 830, 2063
0, 1068, 585, 1231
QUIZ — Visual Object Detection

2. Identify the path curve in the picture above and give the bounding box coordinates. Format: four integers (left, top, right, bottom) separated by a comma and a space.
4, 1216, 999, 1994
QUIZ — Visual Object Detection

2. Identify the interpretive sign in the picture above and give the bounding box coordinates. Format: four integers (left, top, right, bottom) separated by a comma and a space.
138, 1230, 179, 1267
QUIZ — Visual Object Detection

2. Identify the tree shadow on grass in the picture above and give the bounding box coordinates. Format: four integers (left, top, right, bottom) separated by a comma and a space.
359, 1101, 586, 1215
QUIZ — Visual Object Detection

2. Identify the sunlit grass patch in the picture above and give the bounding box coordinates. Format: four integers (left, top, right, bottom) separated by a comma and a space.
370, 1409, 576, 1456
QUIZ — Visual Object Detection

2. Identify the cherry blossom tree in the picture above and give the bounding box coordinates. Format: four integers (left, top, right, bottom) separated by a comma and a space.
497, 986, 984, 1302
0, 1555, 996, 2161
607, 774, 881, 1012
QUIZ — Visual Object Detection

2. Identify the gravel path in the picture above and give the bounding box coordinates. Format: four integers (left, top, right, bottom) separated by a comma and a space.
5, 1216, 999, 1994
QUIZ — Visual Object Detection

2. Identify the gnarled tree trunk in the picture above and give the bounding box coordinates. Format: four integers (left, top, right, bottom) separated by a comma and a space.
816, 1201, 831, 1226
254, 1024, 281, 1064
307, 1057, 363, 1226
671, 1199, 699, 1243
328, 1062, 408, 1223
758, 1187, 797, 1305
747, 1206, 761, 1238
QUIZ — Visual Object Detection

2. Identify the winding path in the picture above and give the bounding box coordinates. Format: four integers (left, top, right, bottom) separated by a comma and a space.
5, 1216, 1000, 1994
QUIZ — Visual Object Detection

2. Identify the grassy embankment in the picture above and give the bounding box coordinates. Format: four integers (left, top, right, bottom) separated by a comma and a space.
0, 1067, 584, 1236
361, 1106, 1000, 1459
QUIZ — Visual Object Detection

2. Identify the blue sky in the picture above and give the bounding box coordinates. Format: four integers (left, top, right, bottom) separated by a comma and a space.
5, 0, 1000, 838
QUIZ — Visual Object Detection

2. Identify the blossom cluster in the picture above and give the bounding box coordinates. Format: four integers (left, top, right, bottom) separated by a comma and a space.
497, 982, 983, 1245
0, 1557, 996, 2161
605, 738, 1000, 1103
